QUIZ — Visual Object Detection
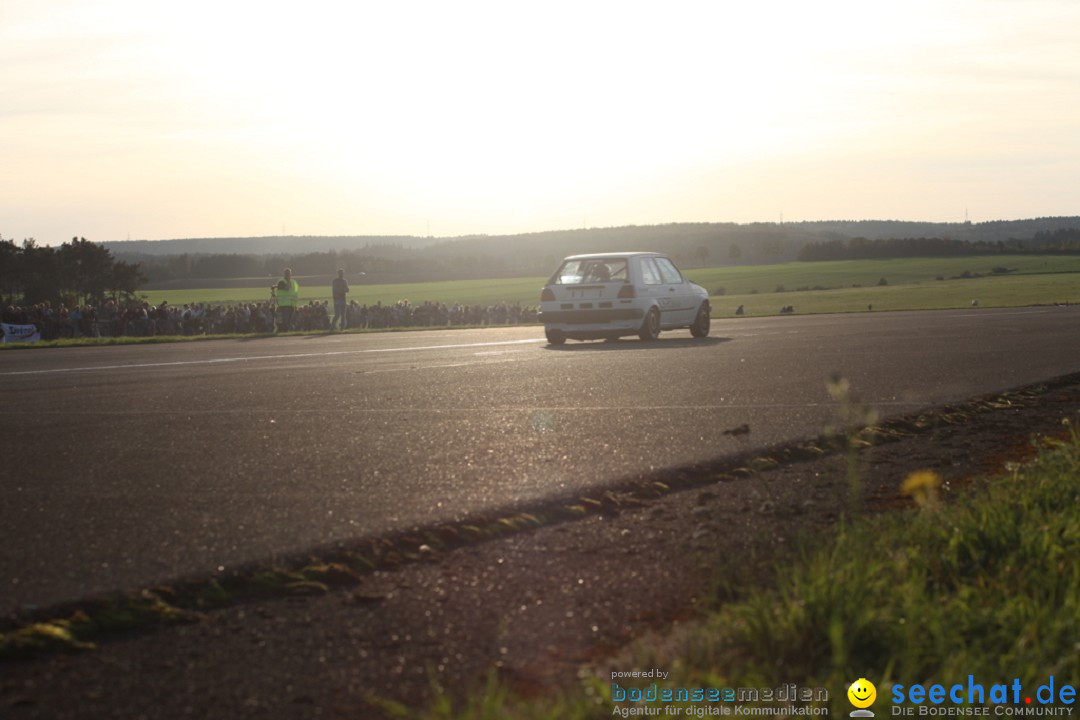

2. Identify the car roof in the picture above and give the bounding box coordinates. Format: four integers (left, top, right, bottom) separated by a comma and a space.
560, 252, 665, 261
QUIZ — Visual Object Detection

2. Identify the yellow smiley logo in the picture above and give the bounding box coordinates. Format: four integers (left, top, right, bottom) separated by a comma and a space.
848, 678, 877, 708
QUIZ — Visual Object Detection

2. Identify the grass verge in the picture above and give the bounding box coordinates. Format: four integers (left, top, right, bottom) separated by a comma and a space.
401, 426, 1080, 718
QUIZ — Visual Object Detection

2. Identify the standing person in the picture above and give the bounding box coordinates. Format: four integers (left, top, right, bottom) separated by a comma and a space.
273, 268, 300, 332
331, 268, 349, 331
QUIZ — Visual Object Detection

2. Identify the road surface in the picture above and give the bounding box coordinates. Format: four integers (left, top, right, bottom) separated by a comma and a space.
2, 307, 1079, 613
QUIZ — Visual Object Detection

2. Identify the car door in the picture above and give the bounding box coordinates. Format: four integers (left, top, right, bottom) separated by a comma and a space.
653, 256, 695, 326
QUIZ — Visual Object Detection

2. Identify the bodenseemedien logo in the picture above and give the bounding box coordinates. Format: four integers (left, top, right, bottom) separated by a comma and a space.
849, 678, 878, 718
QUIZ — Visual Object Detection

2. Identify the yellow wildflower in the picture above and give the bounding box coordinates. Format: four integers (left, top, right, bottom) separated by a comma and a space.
901, 470, 942, 508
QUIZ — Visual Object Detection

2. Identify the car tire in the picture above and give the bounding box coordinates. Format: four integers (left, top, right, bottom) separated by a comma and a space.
545, 328, 566, 345
638, 308, 660, 342
690, 304, 711, 338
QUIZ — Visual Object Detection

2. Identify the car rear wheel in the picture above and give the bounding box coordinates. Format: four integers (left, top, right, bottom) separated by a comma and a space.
638, 308, 660, 342
545, 328, 566, 345
690, 304, 711, 338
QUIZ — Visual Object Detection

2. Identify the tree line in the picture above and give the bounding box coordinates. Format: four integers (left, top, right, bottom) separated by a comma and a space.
796, 235, 1080, 262
113, 218, 1080, 283
131, 248, 517, 284
0, 236, 145, 309
1030, 228, 1080, 248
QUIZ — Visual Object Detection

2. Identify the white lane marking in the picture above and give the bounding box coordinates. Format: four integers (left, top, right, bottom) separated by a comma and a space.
0, 338, 546, 376
3, 400, 927, 416
361, 362, 475, 374
952, 309, 1052, 318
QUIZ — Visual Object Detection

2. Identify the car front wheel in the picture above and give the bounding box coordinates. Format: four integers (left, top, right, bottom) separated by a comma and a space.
638, 308, 660, 342
690, 304, 711, 338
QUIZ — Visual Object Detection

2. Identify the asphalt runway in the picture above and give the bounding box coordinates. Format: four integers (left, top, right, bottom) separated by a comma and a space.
3, 306, 1080, 614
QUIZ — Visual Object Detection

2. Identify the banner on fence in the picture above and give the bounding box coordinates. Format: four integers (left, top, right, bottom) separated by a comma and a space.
1, 323, 41, 343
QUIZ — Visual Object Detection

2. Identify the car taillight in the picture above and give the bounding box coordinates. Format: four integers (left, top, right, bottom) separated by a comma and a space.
617, 284, 636, 299
541, 287, 556, 302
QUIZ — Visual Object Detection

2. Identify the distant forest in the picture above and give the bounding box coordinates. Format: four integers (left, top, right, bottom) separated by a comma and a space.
5, 218, 1079, 293
797, 228, 1080, 261
95, 218, 1080, 287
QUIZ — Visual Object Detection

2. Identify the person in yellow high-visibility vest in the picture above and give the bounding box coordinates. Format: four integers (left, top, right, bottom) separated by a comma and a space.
272, 268, 300, 332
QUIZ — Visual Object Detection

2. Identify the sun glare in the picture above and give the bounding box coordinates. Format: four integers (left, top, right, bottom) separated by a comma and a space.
2, 0, 1079, 239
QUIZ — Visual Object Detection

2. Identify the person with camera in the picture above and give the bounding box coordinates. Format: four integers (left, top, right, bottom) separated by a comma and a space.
272, 268, 300, 332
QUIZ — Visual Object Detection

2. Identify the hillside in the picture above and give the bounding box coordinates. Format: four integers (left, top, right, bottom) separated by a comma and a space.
104, 218, 1080, 285
102, 235, 439, 256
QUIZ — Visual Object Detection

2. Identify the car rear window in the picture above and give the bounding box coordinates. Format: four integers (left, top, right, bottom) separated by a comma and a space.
554, 258, 628, 284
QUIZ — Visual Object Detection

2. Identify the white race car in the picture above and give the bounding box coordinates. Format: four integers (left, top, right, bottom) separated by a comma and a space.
538, 252, 711, 344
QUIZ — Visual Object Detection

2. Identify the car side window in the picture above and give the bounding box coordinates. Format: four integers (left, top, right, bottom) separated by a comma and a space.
640, 258, 662, 285
655, 257, 684, 285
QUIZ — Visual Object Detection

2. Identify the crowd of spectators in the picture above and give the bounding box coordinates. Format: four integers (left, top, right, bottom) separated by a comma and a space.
2, 299, 539, 340
355, 300, 535, 329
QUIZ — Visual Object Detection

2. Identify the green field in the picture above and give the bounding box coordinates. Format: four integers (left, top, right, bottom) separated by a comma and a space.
138, 277, 550, 309
688, 255, 1080, 316
135, 256, 1080, 316
708, 272, 1080, 316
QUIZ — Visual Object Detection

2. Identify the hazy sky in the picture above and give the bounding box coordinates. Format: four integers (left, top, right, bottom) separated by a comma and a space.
3, 0, 1079, 243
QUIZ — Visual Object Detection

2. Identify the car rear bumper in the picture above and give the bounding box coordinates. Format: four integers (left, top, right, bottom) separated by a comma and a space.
538, 308, 644, 324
